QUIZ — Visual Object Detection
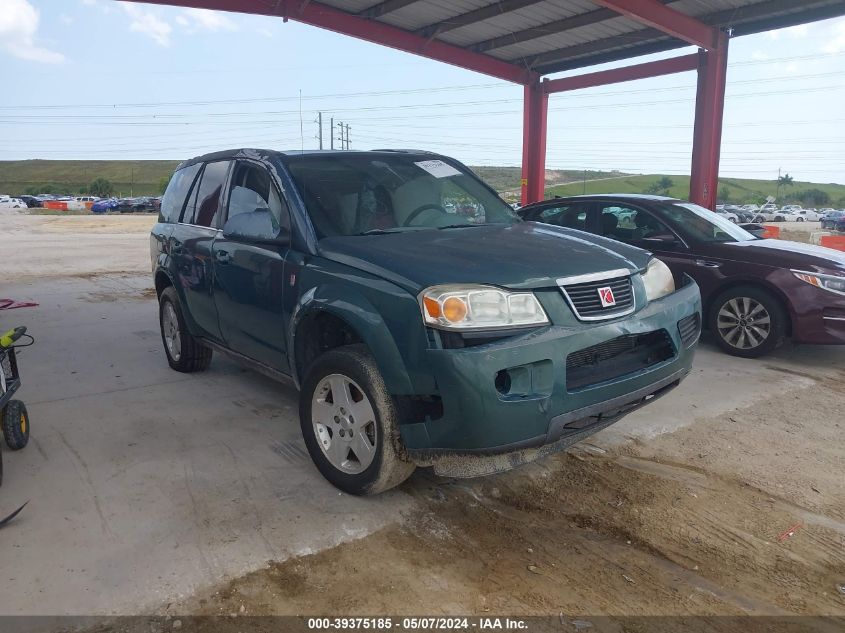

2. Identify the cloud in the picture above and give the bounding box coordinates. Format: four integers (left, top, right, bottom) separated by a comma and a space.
765, 23, 810, 40
257, 27, 274, 38
177, 8, 238, 33
122, 3, 172, 47
750, 51, 769, 61
80, 0, 97, 5
0, 0, 65, 63
60, 14, 75, 26
824, 21, 845, 53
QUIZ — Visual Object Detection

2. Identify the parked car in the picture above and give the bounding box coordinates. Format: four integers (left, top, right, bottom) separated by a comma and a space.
714, 208, 739, 223
834, 217, 845, 233
793, 209, 821, 222
91, 198, 119, 213
18, 195, 42, 208
0, 196, 27, 209
519, 194, 845, 358
151, 150, 701, 494
821, 210, 845, 230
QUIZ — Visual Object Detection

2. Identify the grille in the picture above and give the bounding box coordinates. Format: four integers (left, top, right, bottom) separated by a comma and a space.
678, 313, 701, 348
559, 274, 634, 321
566, 330, 675, 391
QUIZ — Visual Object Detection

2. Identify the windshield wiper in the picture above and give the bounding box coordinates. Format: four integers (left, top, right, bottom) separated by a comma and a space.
436, 223, 483, 230
356, 228, 412, 236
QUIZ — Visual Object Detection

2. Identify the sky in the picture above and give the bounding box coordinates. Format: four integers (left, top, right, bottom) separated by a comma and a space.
1, 0, 844, 184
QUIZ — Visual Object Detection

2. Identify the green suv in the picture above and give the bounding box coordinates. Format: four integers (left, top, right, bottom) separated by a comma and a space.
151, 149, 701, 494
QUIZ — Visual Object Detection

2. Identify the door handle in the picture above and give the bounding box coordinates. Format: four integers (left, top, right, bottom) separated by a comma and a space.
695, 259, 721, 268
215, 250, 231, 265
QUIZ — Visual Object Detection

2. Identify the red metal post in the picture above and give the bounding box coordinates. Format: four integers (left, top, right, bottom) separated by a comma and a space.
521, 80, 549, 205
690, 31, 729, 210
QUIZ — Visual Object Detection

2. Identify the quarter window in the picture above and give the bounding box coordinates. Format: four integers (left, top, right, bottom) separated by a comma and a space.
160, 163, 201, 223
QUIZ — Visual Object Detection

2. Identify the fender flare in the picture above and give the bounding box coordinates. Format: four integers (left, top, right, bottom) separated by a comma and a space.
287, 284, 414, 394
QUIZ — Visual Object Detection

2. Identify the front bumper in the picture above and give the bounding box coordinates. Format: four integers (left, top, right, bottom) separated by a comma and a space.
400, 278, 701, 457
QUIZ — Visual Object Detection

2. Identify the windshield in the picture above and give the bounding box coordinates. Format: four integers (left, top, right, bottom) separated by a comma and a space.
285, 154, 519, 237
661, 202, 757, 242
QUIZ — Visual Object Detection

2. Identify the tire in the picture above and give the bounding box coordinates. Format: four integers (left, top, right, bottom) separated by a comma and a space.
299, 344, 415, 495
2, 400, 29, 451
158, 286, 212, 372
708, 286, 787, 358
796, 217, 804, 222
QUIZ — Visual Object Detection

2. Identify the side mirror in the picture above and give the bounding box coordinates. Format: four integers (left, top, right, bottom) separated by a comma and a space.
222, 210, 290, 246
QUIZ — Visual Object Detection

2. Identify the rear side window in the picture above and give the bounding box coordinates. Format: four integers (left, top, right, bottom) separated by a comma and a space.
184, 160, 230, 227
160, 163, 201, 223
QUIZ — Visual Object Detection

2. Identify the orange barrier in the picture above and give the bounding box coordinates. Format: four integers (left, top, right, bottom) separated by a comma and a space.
42, 200, 68, 210
761, 225, 780, 239
820, 235, 845, 252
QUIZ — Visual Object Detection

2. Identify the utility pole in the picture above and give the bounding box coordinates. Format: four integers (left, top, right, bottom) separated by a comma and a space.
583, 169, 587, 194
316, 112, 323, 150
335, 121, 349, 150
330, 117, 334, 150
776, 166, 781, 200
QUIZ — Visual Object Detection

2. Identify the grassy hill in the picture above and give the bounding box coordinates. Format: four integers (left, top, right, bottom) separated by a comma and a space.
0, 160, 179, 197
470, 166, 628, 194
2, 160, 843, 207
546, 174, 845, 207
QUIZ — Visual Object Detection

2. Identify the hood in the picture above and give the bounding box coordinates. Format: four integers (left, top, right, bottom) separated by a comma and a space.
707, 239, 845, 275
317, 222, 651, 293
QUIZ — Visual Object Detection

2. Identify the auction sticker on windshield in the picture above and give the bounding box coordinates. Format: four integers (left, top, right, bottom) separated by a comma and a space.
415, 160, 462, 178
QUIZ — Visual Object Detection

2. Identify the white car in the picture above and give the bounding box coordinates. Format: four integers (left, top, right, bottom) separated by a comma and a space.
792, 209, 821, 222
0, 195, 28, 209
713, 208, 739, 223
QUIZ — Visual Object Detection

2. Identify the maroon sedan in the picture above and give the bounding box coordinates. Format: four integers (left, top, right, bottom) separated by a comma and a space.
519, 194, 845, 358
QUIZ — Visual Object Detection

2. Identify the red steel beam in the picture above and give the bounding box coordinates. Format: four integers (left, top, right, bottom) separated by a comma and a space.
119, 0, 535, 84
542, 52, 698, 94
521, 80, 549, 205
593, 0, 718, 49
689, 32, 729, 210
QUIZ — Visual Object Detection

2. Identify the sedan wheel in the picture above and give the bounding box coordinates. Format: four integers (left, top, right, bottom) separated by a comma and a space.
709, 286, 786, 358
716, 297, 771, 351
162, 302, 181, 362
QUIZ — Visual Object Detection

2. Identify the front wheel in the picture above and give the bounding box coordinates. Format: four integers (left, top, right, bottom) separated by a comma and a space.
796, 217, 805, 222
299, 344, 415, 495
709, 286, 787, 358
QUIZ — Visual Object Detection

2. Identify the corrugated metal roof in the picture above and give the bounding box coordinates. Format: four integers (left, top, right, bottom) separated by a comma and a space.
220, 0, 845, 78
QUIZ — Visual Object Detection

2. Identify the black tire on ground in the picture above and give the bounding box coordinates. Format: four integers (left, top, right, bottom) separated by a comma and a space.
2, 400, 29, 451
708, 285, 787, 358
797, 217, 805, 222
158, 286, 212, 372
299, 344, 415, 495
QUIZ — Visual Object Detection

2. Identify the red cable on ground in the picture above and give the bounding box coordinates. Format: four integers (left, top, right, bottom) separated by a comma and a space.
0, 299, 39, 310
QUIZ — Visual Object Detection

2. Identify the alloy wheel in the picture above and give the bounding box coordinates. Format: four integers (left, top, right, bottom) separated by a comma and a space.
716, 297, 771, 350
311, 374, 377, 474
162, 302, 182, 361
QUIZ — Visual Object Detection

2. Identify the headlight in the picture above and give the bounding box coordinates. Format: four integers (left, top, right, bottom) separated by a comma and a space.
641, 258, 675, 302
792, 270, 845, 296
420, 284, 549, 330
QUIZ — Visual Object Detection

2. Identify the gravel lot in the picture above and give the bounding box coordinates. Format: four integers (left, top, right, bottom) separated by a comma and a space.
1, 214, 843, 622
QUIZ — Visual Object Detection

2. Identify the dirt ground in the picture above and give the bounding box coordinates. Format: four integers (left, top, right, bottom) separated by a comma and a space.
179, 374, 844, 620
5, 213, 156, 280
4, 215, 844, 625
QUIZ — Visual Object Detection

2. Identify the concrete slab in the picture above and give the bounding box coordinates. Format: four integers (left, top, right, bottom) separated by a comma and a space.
0, 273, 842, 615
0, 275, 415, 615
